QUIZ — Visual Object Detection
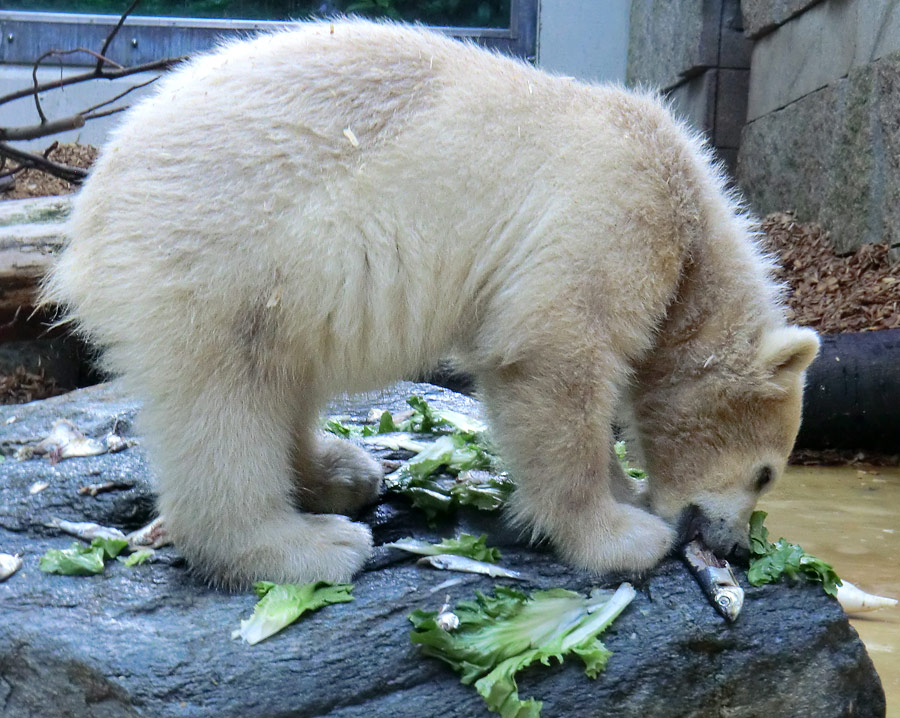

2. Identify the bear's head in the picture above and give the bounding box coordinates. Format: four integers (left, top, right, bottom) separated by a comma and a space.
632, 326, 820, 558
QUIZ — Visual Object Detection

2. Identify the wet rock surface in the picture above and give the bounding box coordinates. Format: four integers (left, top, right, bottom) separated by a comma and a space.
0, 382, 886, 718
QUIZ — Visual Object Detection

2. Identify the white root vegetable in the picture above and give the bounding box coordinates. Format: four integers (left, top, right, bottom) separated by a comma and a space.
836, 580, 898, 613
0, 553, 22, 582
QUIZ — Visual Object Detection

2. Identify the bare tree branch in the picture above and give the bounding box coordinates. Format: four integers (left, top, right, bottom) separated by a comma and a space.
38, 48, 125, 72
96, 0, 143, 73
81, 106, 129, 122
0, 116, 86, 142
30, 57, 49, 125
0, 1, 185, 186
0, 57, 184, 108
80, 75, 159, 116
0, 142, 88, 184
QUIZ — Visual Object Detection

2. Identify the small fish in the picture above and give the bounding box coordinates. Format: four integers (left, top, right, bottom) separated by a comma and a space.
384, 538, 445, 556
46, 518, 126, 542
35, 420, 106, 464
682, 539, 744, 622
0, 553, 23, 582
417, 554, 525, 580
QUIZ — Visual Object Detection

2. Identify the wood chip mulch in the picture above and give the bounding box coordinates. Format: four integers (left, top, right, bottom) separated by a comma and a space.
0, 366, 61, 405
760, 212, 900, 334
0, 142, 98, 200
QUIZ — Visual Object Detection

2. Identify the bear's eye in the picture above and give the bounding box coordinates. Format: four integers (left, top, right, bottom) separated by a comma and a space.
754, 466, 775, 492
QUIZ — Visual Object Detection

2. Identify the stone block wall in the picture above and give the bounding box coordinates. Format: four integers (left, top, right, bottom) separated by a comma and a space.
626, 0, 751, 171
737, 0, 900, 254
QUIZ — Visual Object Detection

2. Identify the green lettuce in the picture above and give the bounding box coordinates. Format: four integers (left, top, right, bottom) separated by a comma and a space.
38, 536, 128, 576
747, 511, 842, 597
384, 533, 501, 563
325, 396, 487, 441
118, 549, 155, 566
405, 434, 495, 480
613, 441, 647, 480
235, 581, 354, 645
410, 583, 636, 718
326, 396, 505, 518
385, 469, 514, 520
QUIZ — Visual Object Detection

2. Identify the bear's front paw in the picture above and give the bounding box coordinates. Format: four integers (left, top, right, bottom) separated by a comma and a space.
185, 512, 374, 589
557, 504, 676, 576
295, 435, 383, 516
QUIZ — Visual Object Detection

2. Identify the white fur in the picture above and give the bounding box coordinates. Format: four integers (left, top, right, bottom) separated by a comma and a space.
43, 20, 817, 587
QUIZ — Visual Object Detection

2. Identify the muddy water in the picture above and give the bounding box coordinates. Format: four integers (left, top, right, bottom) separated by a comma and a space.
760, 466, 900, 716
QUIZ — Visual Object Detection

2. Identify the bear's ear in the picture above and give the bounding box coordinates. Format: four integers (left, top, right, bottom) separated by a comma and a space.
757, 326, 820, 385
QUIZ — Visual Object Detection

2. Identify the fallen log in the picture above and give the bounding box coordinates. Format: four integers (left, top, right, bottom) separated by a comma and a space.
0, 196, 70, 323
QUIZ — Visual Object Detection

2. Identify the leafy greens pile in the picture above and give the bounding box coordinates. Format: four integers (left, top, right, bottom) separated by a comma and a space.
327, 395, 513, 520
409, 583, 636, 718
747, 511, 842, 597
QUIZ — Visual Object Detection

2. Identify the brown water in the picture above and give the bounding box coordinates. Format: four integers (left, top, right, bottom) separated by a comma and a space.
760, 466, 900, 716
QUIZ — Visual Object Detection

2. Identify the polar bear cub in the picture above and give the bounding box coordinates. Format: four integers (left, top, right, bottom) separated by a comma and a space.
44, 20, 818, 588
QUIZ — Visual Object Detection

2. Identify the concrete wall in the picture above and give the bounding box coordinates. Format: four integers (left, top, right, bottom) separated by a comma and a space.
537, 0, 630, 83
737, 0, 900, 253
626, 0, 751, 171
0, 65, 159, 149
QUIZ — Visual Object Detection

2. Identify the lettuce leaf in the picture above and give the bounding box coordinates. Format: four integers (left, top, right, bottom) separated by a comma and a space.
39, 536, 130, 576
405, 434, 495, 480
384, 533, 501, 563
39, 542, 106, 575
410, 583, 635, 717
613, 441, 647, 480
118, 549, 155, 566
747, 511, 842, 597
235, 581, 354, 645
91, 536, 129, 559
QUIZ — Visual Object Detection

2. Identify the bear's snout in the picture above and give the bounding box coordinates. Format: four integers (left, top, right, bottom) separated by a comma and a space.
675, 504, 750, 563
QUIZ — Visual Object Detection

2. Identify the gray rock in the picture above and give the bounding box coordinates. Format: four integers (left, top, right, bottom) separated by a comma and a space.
627, 0, 750, 91
719, 0, 753, 68
626, 0, 720, 90
741, 0, 823, 39
738, 49, 900, 253
668, 69, 718, 135
0, 382, 886, 717
746, 0, 900, 122
667, 66, 748, 171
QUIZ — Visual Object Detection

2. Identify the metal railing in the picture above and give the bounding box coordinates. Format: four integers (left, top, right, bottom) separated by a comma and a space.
0, 0, 537, 66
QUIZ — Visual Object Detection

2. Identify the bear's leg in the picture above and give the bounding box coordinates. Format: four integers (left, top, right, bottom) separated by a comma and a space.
292, 432, 383, 516
143, 379, 373, 588
479, 358, 675, 576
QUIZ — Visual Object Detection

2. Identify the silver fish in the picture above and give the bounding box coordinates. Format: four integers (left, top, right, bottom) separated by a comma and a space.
417, 554, 526, 580
46, 518, 127, 542
682, 539, 744, 622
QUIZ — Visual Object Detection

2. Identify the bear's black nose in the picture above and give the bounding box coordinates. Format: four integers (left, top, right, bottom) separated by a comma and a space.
675, 504, 703, 546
